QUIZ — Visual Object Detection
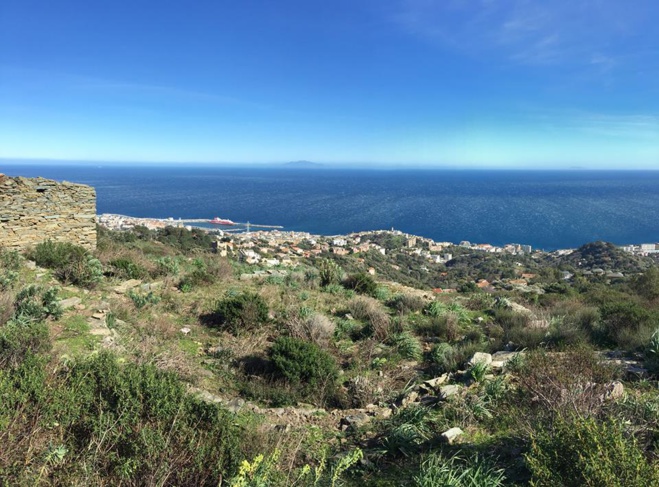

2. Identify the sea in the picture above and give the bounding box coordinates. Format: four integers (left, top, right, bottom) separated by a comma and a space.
2, 163, 659, 250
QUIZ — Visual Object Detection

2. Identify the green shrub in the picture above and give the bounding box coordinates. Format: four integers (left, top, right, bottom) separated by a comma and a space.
430, 342, 457, 372
599, 301, 656, 350
429, 340, 487, 373
373, 286, 390, 301
0, 270, 18, 291
343, 272, 378, 297
127, 290, 161, 309
387, 293, 425, 314
0, 351, 242, 485
155, 256, 180, 276
212, 292, 269, 335
0, 250, 22, 291
29, 240, 81, 269
379, 406, 433, 457
28, 240, 102, 288
109, 258, 148, 279
391, 332, 423, 361
526, 414, 659, 487
317, 259, 343, 287
0, 319, 50, 368
14, 285, 62, 323
269, 336, 339, 392
323, 283, 344, 294
0, 249, 22, 271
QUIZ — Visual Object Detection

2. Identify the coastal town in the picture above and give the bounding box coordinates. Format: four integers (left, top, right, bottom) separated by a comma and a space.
97, 213, 658, 292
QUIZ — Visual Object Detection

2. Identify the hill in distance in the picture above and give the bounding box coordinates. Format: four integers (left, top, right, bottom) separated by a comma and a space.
559, 240, 651, 272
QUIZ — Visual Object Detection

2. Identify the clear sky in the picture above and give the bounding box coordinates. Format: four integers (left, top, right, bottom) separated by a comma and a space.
1, 0, 658, 168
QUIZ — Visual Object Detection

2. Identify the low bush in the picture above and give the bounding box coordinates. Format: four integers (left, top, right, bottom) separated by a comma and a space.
526, 414, 659, 487
109, 257, 149, 279
286, 311, 336, 347
13, 285, 62, 323
348, 296, 391, 341
391, 332, 423, 361
155, 256, 180, 276
0, 270, 18, 291
28, 240, 102, 288
599, 301, 656, 350
0, 319, 50, 368
210, 292, 269, 335
127, 290, 161, 309
0, 249, 22, 291
516, 347, 620, 417
429, 340, 488, 373
178, 256, 232, 291
343, 272, 378, 297
317, 258, 343, 287
387, 293, 425, 314
0, 351, 243, 485
269, 336, 339, 398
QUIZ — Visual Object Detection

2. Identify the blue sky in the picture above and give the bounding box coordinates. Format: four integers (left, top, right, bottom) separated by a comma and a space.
1, 0, 658, 168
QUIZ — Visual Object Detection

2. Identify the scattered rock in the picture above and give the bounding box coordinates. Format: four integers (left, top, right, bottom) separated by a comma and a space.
88, 326, 112, 337
441, 427, 464, 444
194, 389, 223, 404
401, 391, 419, 407
112, 279, 142, 294
421, 374, 449, 391
604, 381, 625, 400
225, 398, 246, 413
439, 384, 461, 399
340, 412, 371, 430
25, 261, 37, 270
490, 351, 522, 370
180, 327, 191, 335
469, 352, 492, 366
375, 408, 392, 419
58, 297, 82, 309
141, 281, 163, 292
91, 312, 105, 320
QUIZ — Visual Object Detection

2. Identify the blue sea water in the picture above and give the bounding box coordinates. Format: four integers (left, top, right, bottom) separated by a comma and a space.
2, 163, 659, 250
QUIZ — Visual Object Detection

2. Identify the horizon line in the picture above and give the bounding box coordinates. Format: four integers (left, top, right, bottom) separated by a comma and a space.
2, 157, 658, 171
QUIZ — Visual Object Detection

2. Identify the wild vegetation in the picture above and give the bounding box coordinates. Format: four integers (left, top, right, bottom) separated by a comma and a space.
1, 228, 658, 486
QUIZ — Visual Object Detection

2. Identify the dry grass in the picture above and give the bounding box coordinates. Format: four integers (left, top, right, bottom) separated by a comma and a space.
348, 296, 391, 341
0, 290, 14, 326
285, 311, 336, 347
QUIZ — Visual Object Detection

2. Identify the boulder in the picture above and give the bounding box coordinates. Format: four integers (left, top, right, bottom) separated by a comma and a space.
441, 427, 464, 444
604, 381, 625, 400
439, 384, 461, 399
225, 398, 246, 413
421, 374, 449, 391
340, 412, 371, 430
490, 351, 523, 370
58, 297, 82, 309
469, 352, 492, 366
112, 279, 142, 294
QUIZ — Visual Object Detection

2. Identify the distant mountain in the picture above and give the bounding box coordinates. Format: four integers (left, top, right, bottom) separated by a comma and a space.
283, 160, 323, 168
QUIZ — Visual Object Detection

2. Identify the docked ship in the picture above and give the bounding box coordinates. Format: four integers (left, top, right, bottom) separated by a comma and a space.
209, 217, 235, 225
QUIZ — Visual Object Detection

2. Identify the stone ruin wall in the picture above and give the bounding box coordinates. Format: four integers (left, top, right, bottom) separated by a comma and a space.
0, 174, 97, 251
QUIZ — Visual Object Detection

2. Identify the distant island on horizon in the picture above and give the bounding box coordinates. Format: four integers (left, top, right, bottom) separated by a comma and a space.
283, 160, 324, 168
